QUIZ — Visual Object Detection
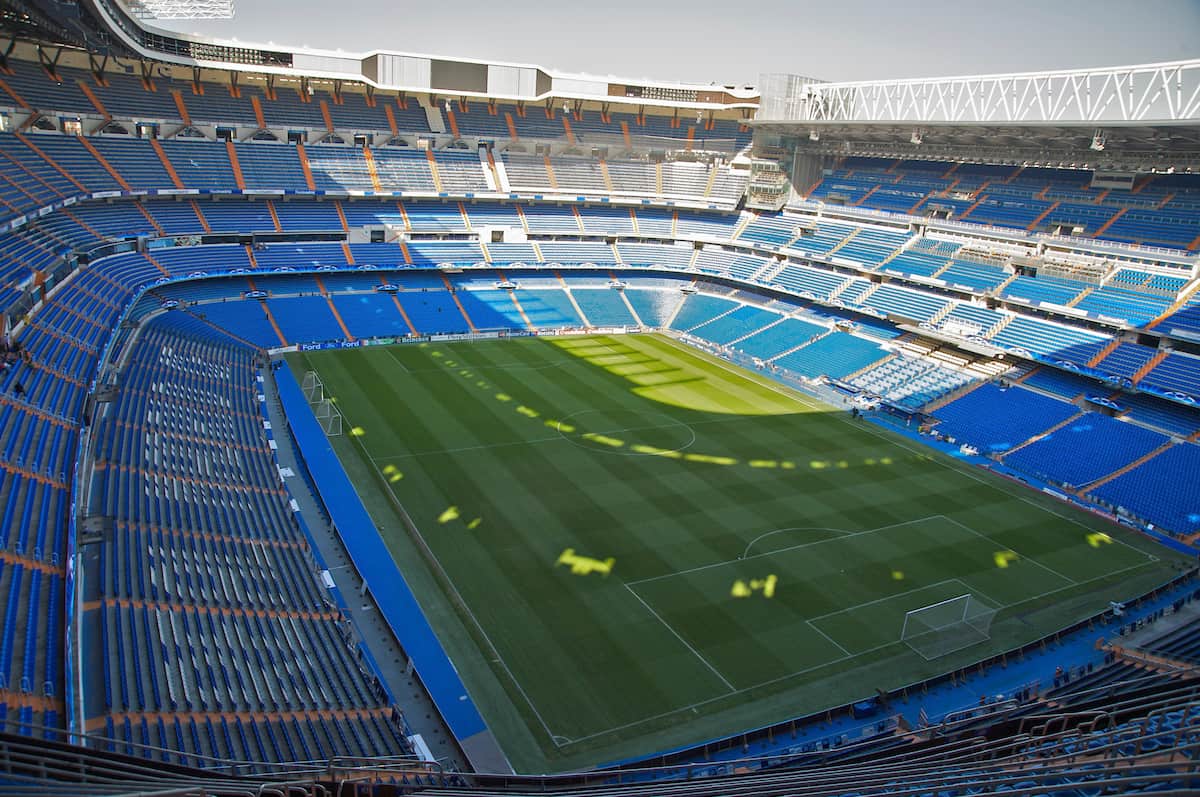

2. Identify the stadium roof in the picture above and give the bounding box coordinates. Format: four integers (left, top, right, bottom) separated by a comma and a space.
2, 0, 1196, 166
755, 61, 1200, 171
8, 0, 758, 109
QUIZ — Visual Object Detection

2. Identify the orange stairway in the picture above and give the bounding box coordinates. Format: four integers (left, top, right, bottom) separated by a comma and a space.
1080, 440, 1175, 493
77, 80, 110, 119
224, 140, 246, 190
143, 250, 170, 276
150, 139, 185, 189
266, 199, 282, 232
136, 204, 166, 236
1086, 338, 1122, 368
1092, 207, 1125, 238
498, 270, 534, 330
61, 208, 104, 238
854, 184, 880, 207
1132, 350, 1169, 384
362, 145, 383, 192
598, 159, 614, 192
1148, 280, 1200, 330
386, 278, 418, 335
0, 76, 30, 109
425, 149, 443, 192
15, 132, 89, 193
249, 284, 288, 346
1026, 200, 1060, 231
250, 94, 267, 129
170, 89, 192, 126
295, 142, 316, 191
439, 273, 477, 332
77, 136, 131, 191
190, 200, 212, 233
0, 159, 54, 205
316, 276, 354, 341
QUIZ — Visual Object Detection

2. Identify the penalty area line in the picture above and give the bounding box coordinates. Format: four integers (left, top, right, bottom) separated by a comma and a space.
940, 515, 1078, 588
671, 338, 1160, 566
384, 346, 411, 373
623, 583, 736, 693
557, 638, 899, 748
567, 555, 1147, 749
627, 515, 943, 588
807, 576, 974, 625
805, 619, 852, 658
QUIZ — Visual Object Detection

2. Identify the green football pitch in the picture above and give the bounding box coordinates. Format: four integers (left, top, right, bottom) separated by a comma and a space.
288, 333, 1188, 773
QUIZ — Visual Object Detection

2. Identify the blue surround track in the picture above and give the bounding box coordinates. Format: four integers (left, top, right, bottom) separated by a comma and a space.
273, 363, 504, 768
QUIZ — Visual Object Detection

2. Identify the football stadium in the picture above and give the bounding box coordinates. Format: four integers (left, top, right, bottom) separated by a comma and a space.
0, 0, 1197, 793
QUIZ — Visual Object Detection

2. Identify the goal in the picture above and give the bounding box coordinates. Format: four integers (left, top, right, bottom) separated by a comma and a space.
302, 371, 343, 436
901, 594, 996, 660
301, 371, 325, 403
313, 399, 343, 436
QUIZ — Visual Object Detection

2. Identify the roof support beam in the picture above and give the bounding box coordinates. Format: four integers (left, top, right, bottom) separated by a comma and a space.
761, 60, 1200, 126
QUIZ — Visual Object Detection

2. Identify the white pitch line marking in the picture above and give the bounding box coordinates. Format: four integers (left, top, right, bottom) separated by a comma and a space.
624, 583, 736, 693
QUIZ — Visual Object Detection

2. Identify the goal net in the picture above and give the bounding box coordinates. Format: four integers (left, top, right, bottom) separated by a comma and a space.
313, 399, 343, 437
302, 371, 343, 436
901, 594, 996, 660
302, 371, 325, 403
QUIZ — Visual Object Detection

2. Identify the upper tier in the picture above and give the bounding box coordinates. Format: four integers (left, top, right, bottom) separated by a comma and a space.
808, 157, 1200, 252
0, 57, 752, 152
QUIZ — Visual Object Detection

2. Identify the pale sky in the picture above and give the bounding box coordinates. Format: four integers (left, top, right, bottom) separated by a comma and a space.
157, 0, 1200, 86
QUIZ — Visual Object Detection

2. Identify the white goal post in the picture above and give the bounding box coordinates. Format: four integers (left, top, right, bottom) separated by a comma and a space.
901, 594, 996, 660
302, 371, 343, 436
313, 399, 343, 437
301, 371, 325, 403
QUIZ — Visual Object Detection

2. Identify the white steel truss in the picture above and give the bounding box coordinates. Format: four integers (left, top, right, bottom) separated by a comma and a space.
123, 0, 233, 19
760, 60, 1200, 125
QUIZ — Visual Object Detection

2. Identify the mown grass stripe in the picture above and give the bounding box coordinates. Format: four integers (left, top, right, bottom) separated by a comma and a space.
289, 333, 1188, 774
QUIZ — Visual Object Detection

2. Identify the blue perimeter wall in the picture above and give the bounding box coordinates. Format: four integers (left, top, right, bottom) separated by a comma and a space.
275, 362, 488, 741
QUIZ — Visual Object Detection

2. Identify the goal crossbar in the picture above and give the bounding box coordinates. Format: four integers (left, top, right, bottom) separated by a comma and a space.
901, 593, 996, 661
